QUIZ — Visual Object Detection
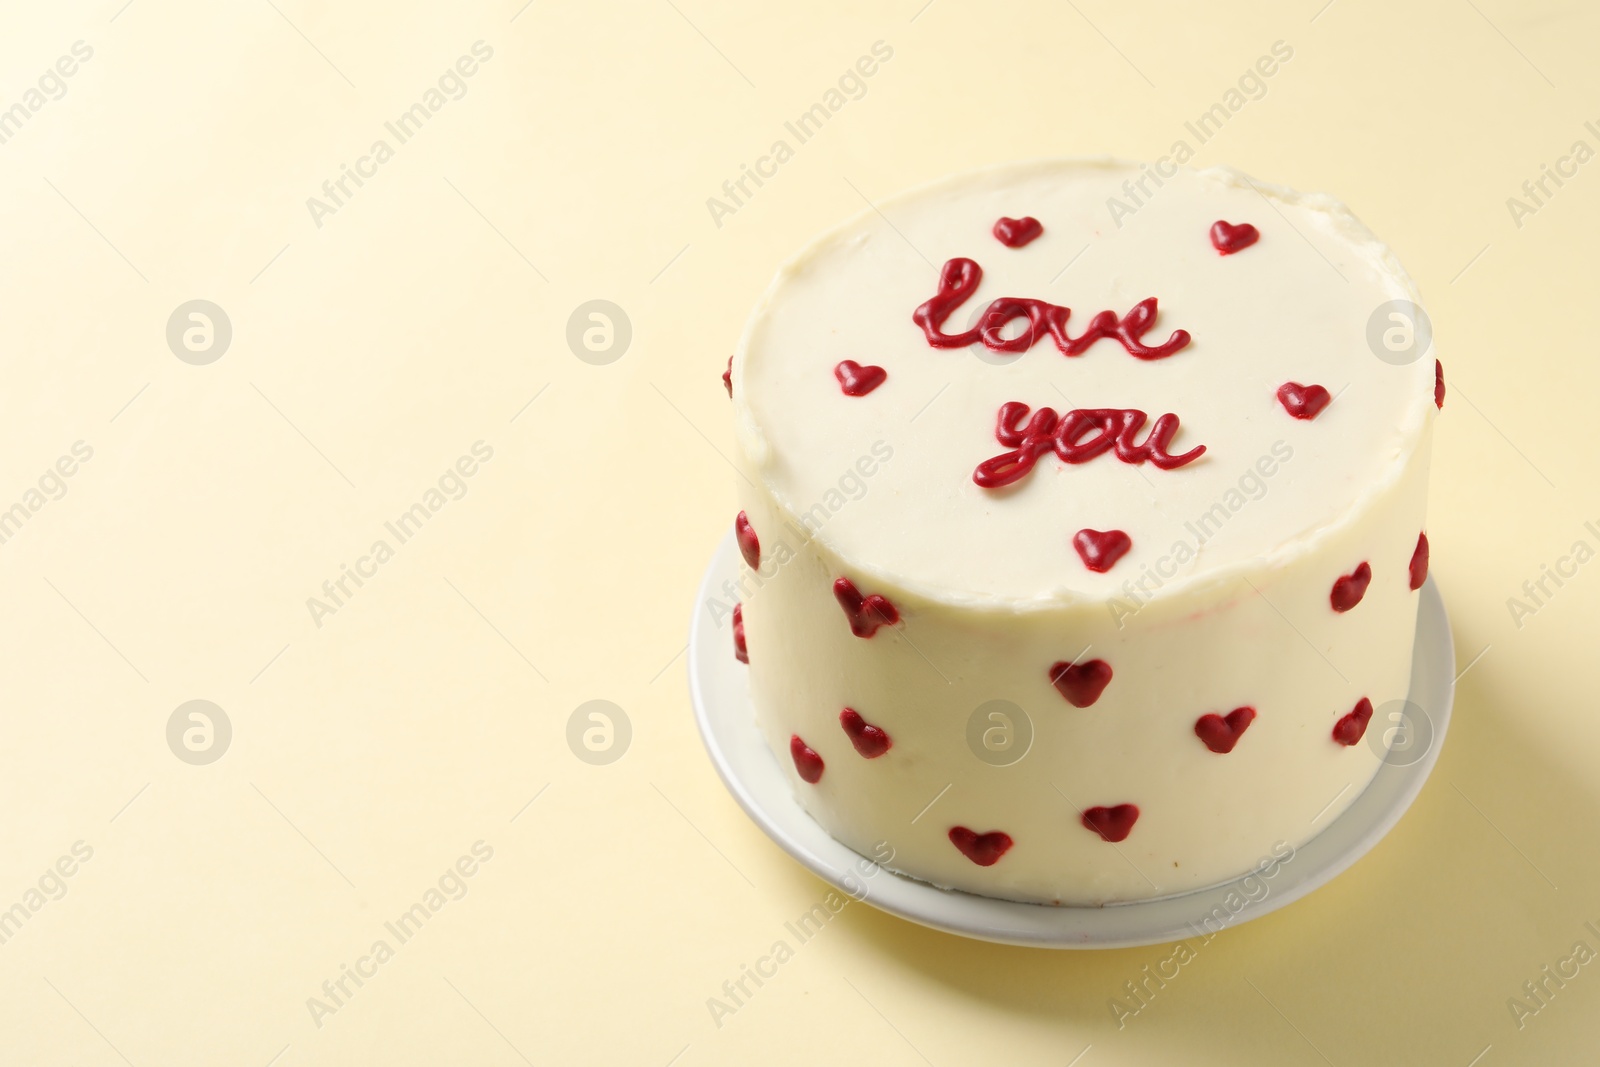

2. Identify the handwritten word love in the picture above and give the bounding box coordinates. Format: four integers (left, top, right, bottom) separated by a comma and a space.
912, 258, 1190, 360
973, 402, 1205, 488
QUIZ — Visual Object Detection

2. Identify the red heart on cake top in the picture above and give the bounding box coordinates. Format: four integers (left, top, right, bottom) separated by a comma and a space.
1081, 804, 1140, 843
833, 360, 887, 397
1277, 381, 1332, 420
1194, 706, 1256, 754
948, 826, 1013, 866
1210, 220, 1259, 254
1332, 697, 1374, 746
1073, 528, 1132, 573
833, 577, 900, 637
1049, 658, 1113, 707
731, 603, 748, 663
734, 510, 760, 569
1434, 359, 1445, 409
1331, 562, 1372, 612
790, 734, 824, 783
840, 708, 891, 758
723, 355, 733, 398
992, 216, 1043, 248
1409, 532, 1430, 591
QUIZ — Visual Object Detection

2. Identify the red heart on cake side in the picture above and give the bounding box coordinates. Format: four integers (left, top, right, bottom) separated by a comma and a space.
839, 708, 891, 758
1277, 381, 1331, 420
1409, 532, 1430, 591
731, 603, 748, 664
1434, 359, 1445, 409
833, 577, 900, 637
1332, 697, 1374, 746
790, 735, 825, 783
734, 510, 760, 568
1048, 658, 1113, 707
948, 826, 1013, 866
833, 360, 887, 397
1194, 706, 1256, 754
1081, 804, 1140, 843
1072, 528, 1132, 573
1330, 561, 1372, 612
1209, 219, 1259, 254
992, 215, 1043, 248
723, 355, 733, 398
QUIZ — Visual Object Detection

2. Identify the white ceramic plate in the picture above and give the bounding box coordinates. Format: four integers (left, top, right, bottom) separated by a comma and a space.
689, 532, 1454, 948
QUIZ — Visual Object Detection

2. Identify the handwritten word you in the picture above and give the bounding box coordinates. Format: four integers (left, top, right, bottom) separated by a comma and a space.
973, 402, 1205, 488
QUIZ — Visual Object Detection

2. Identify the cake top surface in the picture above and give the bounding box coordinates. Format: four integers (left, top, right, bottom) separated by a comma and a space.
733, 159, 1436, 606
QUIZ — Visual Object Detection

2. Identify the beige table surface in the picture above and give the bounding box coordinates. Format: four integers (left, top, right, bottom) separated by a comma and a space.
0, 0, 1596, 1063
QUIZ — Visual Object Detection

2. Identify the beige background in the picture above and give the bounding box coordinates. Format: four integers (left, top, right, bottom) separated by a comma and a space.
0, 0, 1595, 1063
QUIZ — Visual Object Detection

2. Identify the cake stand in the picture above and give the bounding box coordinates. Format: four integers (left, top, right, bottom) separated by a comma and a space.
688, 532, 1454, 949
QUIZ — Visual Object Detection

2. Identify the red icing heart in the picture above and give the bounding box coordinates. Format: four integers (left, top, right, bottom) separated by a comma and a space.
1332, 697, 1374, 746
1277, 381, 1331, 420
834, 360, 887, 397
833, 577, 899, 637
839, 708, 891, 758
1049, 659, 1113, 708
1210, 220, 1259, 254
992, 216, 1043, 248
1073, 528, 1132, 572
1331, 562, 1372, 613
1082, 804, 1140, 843
948, 826, 1013, 866
790, 734, 824, 783
1434, 359, 1445, 409
1409, 532, 1429, 591
1194, 706, 1256, 754
731, 603, 747, 663
723, 355, 733, 398
735, 510, 760, 569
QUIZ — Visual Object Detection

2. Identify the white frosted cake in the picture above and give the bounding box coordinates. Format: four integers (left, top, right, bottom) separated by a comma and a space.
723, 159, 1440, 905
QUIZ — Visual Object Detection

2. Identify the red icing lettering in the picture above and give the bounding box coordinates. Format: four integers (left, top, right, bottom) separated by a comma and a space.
974, 402, 1205, 488
912, 258, 1190, 361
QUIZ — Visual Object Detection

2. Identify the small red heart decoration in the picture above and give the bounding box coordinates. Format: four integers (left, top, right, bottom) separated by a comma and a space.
790, 735, 824, 783
1210, 220, 1259, 254
1434, 359, 1445, 409
839, 708, 891, 758
1332, 697, 1374, 746
833, 577, 899, 637
1194, 706, 1256, 754
734, 511, 760, 569
1081, 804, 1140, 843
1049, 659, 1113, 708
723, 355, 733, 398
731, 603, 747, 664
1331, 562, 1372, 613
993, 216, 1043, 248
833, 360, 887, 397
1277, 381, 1332, 420
1072, 528, 1132, 573
1409, 532, 1429, 591
948, 826, 1013, 866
